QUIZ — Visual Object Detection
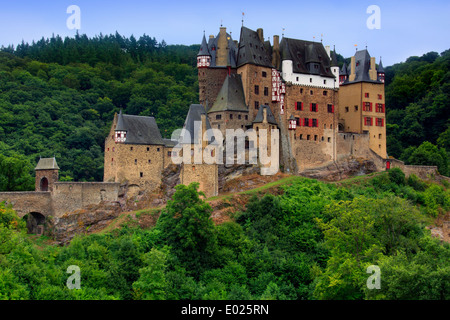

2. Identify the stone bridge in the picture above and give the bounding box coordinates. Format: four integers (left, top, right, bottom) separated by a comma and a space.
0, 191, 53, 235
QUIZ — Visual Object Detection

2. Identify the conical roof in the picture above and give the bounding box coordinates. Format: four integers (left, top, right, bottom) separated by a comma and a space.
197, 34, 211, 56
377, 58, 385, 73
115, 110, 126, 131
340, 61, 348, 75
331, 49, 339, 67
253, 105, 278, 125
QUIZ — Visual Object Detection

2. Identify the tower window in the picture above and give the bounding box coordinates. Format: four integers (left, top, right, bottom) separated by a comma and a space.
135, 159, 137, 164
157, 148, 160, 152
264, 87, 269, 96
147, 147, 150, 151
365, 92, 369, 98
140, 172, 143, 178
230, 114, 233, 120
323, 90, 327, 96
262, 71, 267, 77
255, 101, 260, 110
216, 114, 222, 120
254, 85, 259, 95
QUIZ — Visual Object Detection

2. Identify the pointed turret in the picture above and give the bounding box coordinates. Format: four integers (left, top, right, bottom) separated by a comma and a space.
377, 57, 385, 83
197, 33, 211, 68
115, 110, 127, 143
331, 48, 339, 67
339, 61, 348, 85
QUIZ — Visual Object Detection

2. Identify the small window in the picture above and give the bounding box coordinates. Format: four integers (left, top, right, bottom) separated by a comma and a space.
355, 105, 358, 111
379, 134, 382, 139
327, 137, 331, 143
296, 77, 299, 81
311, 103, 317, 112
365, 92, 369, 98
310, 90, 313, 95
300, 88, 303, 94
230, 114, 233, 120
135, 159, 137, 164
314, 135, 318, 141
310, 78, 312, 83
299, 134, 303, 140
323, 80, 327, 85
254, 85, 259, 95
262, 71, 267, 77
216, 114, 222, 120
147, 147, 150, 151
345, 107, 349, 112
148, 159, 151, 163
264, 87, 269, 96
157, 148, 160, 152
238, 114, 242, 120
307, 135, 311, 140
378, 94, 382, 100
323, 90, 327, 96
130, 147, 133, 151
168, 151, 172, 157
140, 172, 143, 178
255, 101, 260, 110
245, 115, 248, 120
107, 148, 109, 151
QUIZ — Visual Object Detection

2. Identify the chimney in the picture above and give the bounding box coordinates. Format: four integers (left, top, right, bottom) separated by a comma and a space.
257, 28, 264, 43
272, 35, 280, 69
216, 27, 228, 66
201, 113, 207, 149
325, 45, 331, 58
369, 57, 377, 80
209, 35, 214, 39
263, 107, 268, 124
349, 55, 356, 82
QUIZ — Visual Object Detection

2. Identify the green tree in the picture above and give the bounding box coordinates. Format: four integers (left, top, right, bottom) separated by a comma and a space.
0, 154, 34, 191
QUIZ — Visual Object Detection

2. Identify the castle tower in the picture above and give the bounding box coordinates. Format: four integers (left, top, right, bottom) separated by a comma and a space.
330, 47, 340, 88
197, 33, 211, 68
115, 110, 127, 143
338, 50, 387, 158
197, 27, 238, 110
35, 157, 59, 192
339, 61, 349, 85
179, 104, 219, 198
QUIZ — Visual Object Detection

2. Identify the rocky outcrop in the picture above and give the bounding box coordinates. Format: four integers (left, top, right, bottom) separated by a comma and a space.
299, 158, 378, 181
50, 201, 122, 244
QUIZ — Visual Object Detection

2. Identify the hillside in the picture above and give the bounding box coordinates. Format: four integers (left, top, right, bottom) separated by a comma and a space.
0, 170, 448, 300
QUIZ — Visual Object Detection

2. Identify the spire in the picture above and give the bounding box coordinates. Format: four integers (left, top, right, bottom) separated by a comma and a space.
331, 46, 339, 67
377, 57, 385, 73
115, 109, 126, 131
340, 61, 348, 75
197, 33, 211, 56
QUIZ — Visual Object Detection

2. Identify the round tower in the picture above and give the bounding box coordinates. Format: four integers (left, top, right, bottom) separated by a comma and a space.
114, 110, 127, 143
377, 57, 385, 83
197, 33, 211, 68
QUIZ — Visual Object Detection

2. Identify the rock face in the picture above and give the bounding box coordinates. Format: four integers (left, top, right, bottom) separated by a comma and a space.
51, 201, 122, 244
299, 158, 378, 181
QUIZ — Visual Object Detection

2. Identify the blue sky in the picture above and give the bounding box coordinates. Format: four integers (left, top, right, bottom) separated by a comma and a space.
0, 0, 449, 66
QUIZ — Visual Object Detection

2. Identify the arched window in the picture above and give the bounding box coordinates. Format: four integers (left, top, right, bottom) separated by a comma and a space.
40, 177, 49, 192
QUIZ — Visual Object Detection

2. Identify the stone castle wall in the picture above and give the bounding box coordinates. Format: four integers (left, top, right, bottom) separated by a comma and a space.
0, 191, 53, 218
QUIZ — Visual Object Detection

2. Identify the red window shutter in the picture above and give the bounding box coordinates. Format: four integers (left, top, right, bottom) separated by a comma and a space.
316, 119, 319, 127
303, 118, 306, 126
369, 102, 373, 111
310, 103, 312, 111
332, 105, 335, 113
371, 118, 373, 126
382, 104, 385, 113
309, 119, 312, 127
382, 119, 384, 127
301, 102, 303, 110
295, 102, 298, 110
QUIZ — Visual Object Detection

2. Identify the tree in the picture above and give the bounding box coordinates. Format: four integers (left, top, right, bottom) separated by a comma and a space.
406, 141, 448, 176
157, 182, 217, 275
0, 154, 34, 191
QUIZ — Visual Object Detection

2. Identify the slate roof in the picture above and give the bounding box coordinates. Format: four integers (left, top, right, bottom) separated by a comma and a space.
236, 27, 273, 68
342, 50, 381, 84
115, 112, 165, 145
340, 61, 349, 76
253, 105, 278, 126
208, 74, 248, 113
35, 157, 59, 170
331, 49, 339, 67
198, 34, 211, 56
377, 58, 385, 73
279, 38, 335, 77
180, 104, 216, 144
163, 138, 178, 148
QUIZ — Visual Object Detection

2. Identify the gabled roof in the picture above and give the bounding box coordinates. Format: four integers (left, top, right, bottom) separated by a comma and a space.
198, 34, 211, 56
279, 38, 335, 78
180, 104, 216, 144
115, 113, 165, 145
208, 74, 248, 113
343, 49, 382, 84
253, 105, 278, 125
236, 27, 273, 68
35, 157, 59, 170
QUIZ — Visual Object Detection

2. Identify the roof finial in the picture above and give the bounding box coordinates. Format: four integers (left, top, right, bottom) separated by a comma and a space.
282, 27, 285, 38
221, 19, 223, 27
242, 12, 244, 27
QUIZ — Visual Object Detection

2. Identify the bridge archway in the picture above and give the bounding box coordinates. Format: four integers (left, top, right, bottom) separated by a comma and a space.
40, 177, 49, 191
24, 212, 46, 235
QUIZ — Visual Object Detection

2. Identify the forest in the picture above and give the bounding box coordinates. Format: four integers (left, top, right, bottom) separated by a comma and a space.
0, 170, 449, 300
0, 32, 448, 190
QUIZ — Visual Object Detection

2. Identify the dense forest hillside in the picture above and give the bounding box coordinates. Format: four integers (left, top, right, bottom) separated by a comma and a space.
0, 33, 448, 190
0, 171, 449, 300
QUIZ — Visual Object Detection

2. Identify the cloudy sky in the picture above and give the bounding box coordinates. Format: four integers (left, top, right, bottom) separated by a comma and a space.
0, 0, 448, 66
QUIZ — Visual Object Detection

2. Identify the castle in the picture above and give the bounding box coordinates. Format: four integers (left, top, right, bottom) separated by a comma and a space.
103, 25, 388, 198
1, 24, 443, 237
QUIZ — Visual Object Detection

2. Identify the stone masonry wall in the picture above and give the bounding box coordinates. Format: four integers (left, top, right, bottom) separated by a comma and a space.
0, 192, 53, 218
